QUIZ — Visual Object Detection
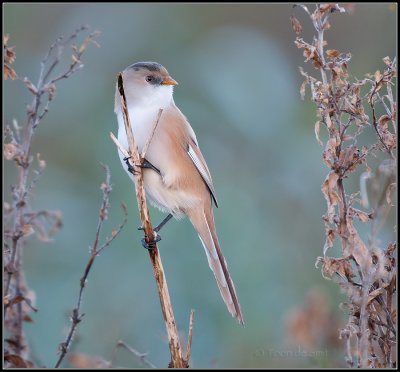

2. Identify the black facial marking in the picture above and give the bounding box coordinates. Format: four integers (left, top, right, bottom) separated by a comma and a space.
128, 61, 163, 72
146, 75, 163, 85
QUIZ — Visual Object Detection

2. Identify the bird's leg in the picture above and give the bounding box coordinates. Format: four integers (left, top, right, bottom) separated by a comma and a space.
138, 213, 173, 233
138, 159, 161, 176
124, 156, 161, 176
141, 234, 162, 251
138, 213, 173, 249
138, 214, 173, 250
155, 213, 173, 232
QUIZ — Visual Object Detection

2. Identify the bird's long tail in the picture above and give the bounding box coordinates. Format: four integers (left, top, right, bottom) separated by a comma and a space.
189, 208, 244, 325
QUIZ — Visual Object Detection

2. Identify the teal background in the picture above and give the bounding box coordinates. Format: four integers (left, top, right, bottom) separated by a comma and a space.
3, 3, 396, 368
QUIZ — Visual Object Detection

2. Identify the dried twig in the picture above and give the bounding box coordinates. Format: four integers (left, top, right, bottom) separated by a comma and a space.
293, 4, 396, 368
115, 340, 156, 369
54, 165, 127, 368
4, 34, 17, 80
185, 310, 195, 363
111, 73, 194, 368
3, 27, 99, 367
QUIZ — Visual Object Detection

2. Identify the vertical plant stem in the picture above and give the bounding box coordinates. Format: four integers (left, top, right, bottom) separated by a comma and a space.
115, 73, 189, 368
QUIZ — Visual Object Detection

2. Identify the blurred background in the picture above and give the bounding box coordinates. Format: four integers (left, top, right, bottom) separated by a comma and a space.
4, 3, 396, 368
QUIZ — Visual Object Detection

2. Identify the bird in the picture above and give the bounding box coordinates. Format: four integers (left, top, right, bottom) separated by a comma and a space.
114, 61, 243, 325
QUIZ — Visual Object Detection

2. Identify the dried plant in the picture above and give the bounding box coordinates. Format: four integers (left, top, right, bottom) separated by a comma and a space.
292, 4, 396, 368
4, 27, 100, 368
113, 340, 157, 369
4, 34, 17, 80
55, 165, 128, 368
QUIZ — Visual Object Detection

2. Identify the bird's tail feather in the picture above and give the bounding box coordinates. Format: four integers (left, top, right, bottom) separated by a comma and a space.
189, 208, 244, 325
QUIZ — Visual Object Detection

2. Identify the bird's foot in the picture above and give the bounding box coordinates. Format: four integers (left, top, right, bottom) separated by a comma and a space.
124, 156, 161, 176
124, 156, 138, 175
141, 233, 161, 250
138, 159, 161, 176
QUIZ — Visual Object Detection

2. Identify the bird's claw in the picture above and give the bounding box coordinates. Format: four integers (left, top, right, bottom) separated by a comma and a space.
124, 156, 161, 176
123, 156, 138, 175
139, 159, 161, 176
141, 233, 162, 250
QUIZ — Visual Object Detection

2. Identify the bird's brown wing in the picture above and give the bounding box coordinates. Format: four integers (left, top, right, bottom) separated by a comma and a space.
186, 142, 218, 208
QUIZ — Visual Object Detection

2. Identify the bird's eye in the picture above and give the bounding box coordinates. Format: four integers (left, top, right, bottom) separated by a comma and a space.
145, 76, 154, 83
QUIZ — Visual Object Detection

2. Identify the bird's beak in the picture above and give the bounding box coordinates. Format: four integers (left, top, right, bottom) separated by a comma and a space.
161, 76, 178, 86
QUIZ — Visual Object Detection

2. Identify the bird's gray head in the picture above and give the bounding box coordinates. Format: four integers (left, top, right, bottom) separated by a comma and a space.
120, 61, 178, 107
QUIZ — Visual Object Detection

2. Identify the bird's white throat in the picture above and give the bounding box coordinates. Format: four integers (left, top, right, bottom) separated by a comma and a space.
117, 86, 173, 153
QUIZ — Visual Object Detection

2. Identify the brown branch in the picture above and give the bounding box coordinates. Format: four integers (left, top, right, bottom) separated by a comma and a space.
185, 310, 195, 363
116, 340, 156, 369
337, 178, 348, 228
112, 72, 193, 368
384, 277, 396, 366
4, 27, 99, 366
4, 26, 98, 299
370, 98, 393, 157
54, 165, 127, 368
315, 4, 328, 85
